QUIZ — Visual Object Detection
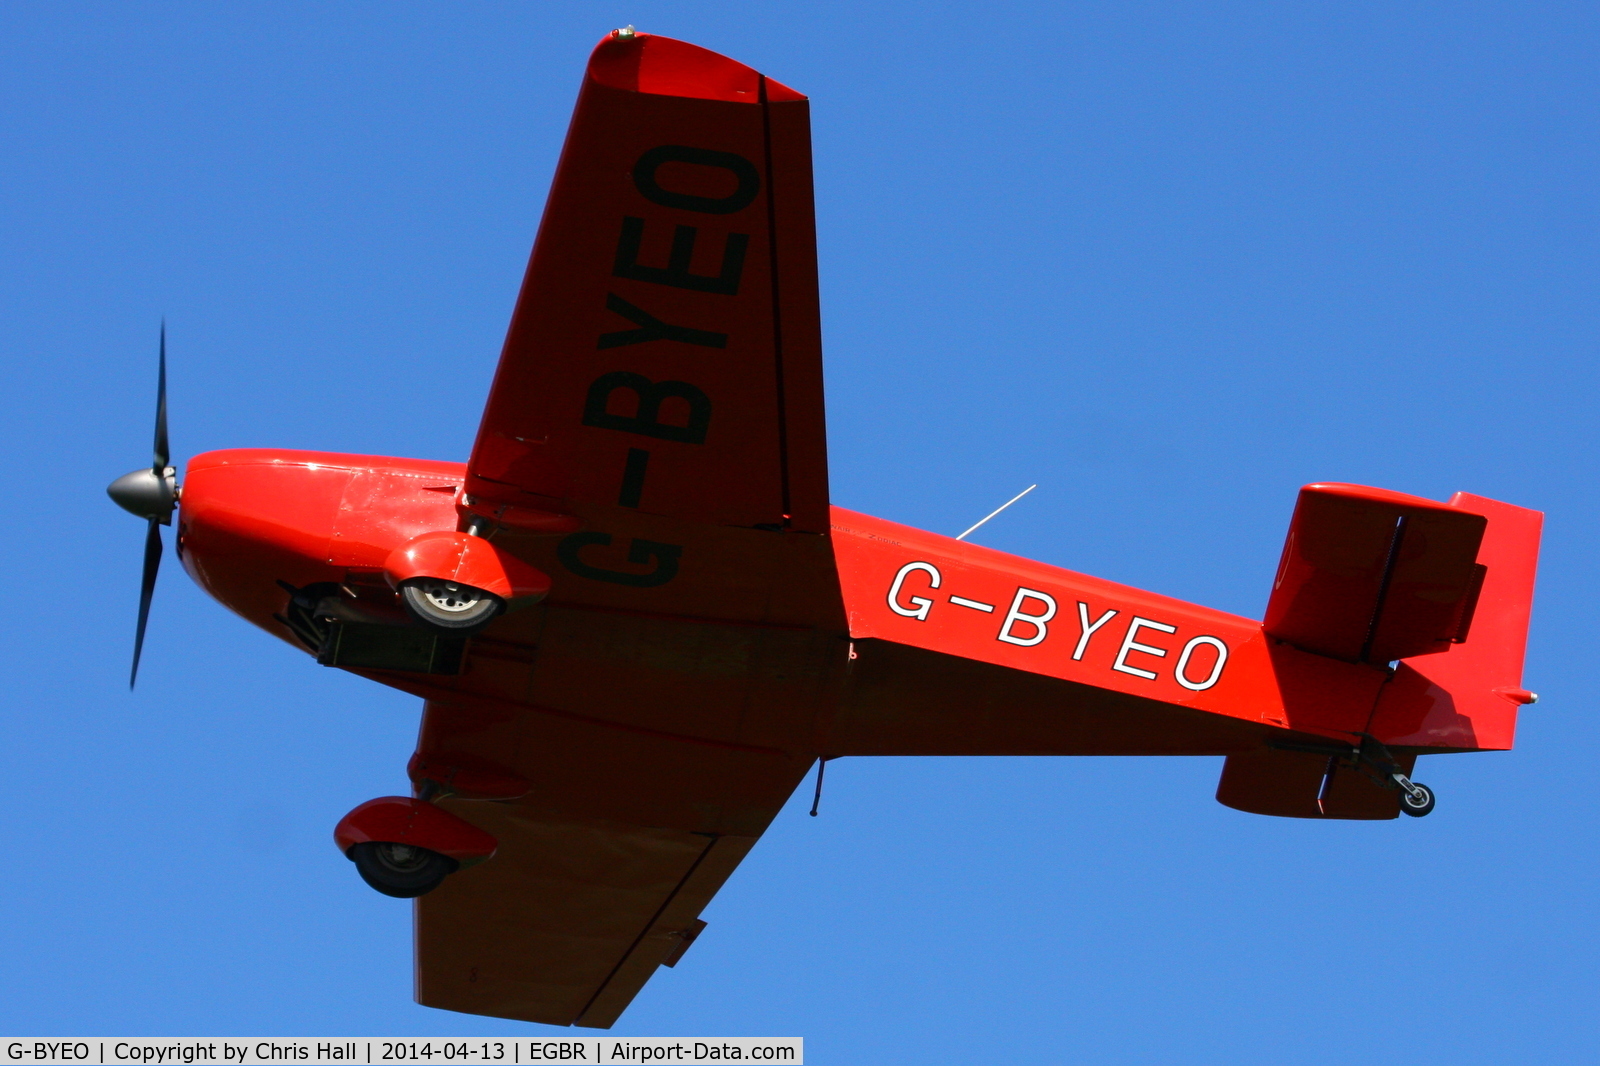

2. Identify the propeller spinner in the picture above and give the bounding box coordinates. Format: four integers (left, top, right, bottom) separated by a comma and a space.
107, 323, 180, 688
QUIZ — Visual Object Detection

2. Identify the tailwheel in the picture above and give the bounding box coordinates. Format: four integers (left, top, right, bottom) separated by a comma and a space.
1398, 782, 1436, 818
348, 840, 460, 898
399, 578, 504, 635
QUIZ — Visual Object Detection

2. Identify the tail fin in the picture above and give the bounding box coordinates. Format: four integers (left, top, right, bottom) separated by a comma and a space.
1264, 483, 1490, 664
1368, 493, 1542, 751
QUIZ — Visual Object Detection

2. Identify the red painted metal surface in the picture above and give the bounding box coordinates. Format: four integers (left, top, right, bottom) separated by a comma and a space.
334, 797, 498, 865
407, 751, 530, 801
383, 531, 552, 601
173, 445, 1540, 761
828, 500, 1536, 754
587, 30, 806, 103
457, 497, 582, 533
178, 448, 465, 646
1216, 748, 1418, 819
463, 32, 828, 535
831, 507, 1380, 743
1367, 493, 1542, 750
1264, 483, 1488, 664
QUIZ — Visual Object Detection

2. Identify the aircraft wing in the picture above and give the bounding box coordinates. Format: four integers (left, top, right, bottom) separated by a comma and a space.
416, 806, 752, 1028
409, 682, 818, 1027
411, 31, 842, 1027
464, 29, 829, 538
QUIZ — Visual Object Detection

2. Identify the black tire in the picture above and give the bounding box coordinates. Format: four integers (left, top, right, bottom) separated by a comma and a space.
1399, 783, 1436, 817
399, 579, 504, 635
348, 841, 459, 898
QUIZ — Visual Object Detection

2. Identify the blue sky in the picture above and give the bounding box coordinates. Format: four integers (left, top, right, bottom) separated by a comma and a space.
4, 1, 1598, 1061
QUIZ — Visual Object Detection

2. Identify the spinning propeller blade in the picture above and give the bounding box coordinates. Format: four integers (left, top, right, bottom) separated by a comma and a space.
131, 518, 162, 688
153, 321, 169, 473
109, 322, 179, 689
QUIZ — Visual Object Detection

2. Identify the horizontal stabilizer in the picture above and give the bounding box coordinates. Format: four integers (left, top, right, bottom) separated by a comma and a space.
1264, 483, 1487, 664
1216, 748, 1414, 819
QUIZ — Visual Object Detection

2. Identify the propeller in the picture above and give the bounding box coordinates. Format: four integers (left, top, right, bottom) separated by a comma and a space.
107, 322, 180, 688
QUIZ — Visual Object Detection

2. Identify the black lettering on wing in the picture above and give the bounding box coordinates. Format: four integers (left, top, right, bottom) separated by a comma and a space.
633, 145, 760, 215
618, 448, 650, 508
581, 371, 711, 444
614, 218, 749, 295
597, 293, 728, 350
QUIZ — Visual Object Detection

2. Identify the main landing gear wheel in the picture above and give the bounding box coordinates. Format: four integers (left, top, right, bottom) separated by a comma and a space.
399, 579, 504, 635
348, 841, 460, 898
1399, 782, 1436, 818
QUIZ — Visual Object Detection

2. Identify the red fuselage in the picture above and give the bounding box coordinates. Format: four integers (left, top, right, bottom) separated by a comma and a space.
178, 447, 1521, 761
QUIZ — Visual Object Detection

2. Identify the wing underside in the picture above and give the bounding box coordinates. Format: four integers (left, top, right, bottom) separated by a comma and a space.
416, 799, 762, 1027
414, 30, 842, 1027
464, 30, 828, 537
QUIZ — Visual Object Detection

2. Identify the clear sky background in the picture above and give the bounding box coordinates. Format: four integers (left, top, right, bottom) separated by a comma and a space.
3, 1, 1597, 1061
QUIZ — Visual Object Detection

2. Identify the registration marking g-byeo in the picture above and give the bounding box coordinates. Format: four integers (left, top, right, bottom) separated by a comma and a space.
885, 560, 1229, 692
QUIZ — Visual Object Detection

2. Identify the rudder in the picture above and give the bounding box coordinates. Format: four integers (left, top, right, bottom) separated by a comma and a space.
1367, 492, 1542, 751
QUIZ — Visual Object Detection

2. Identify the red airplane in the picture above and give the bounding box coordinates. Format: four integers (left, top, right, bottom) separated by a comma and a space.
107, 29, 1542, 1029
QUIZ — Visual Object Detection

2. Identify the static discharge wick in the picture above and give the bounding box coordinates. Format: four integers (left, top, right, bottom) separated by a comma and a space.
956, 484, 1037, 541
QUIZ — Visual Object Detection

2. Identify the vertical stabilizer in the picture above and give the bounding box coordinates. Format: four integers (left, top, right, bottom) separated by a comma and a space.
1367, 493, 1542, 751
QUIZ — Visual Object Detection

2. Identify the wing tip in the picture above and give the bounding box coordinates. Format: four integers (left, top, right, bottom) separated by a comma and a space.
587, 29, 806, 103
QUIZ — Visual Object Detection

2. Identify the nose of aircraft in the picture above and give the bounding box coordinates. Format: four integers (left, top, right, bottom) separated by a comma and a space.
107, 465, 179, 523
